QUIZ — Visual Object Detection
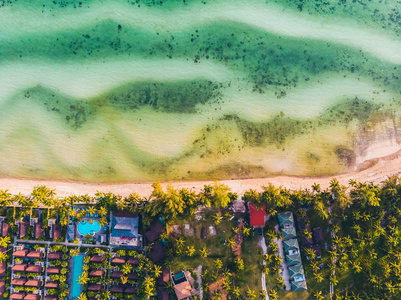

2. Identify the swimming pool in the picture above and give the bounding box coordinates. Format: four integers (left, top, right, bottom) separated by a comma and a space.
78, 220, 101, 235
70, 255, 84, 299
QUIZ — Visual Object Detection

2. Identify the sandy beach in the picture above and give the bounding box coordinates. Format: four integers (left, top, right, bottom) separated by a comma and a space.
1, 149, 400, 198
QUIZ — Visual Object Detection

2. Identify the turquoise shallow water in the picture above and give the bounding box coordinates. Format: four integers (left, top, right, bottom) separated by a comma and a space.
0, 0, 400, 181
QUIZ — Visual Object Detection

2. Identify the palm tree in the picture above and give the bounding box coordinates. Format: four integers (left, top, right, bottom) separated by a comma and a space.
121, 263, 132, 275
243, 226, 251, 237
213, 213, 222, 225
0, 252, 7, 263
186, 246, 196, 257
117, 198, 127, 211
70, 248, 79, 257
200, 247, 209, 258
98, 206, 108, 216
259, 290, 267, 300
87, 206, 97, 216
227, 238, 235, 249
0, 190, 12, 206
314, 291, 324, 300
268, 289, 278, 300
0, 236, 10, 247
77, 294, 87, 300
214, 259, 223, 270
153, 264, 162, 278
121, 275, 128, 285
78, 272, 88, 284
247, 289, 256, 300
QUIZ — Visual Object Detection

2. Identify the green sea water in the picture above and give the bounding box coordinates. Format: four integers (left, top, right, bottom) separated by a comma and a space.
0, 0, 401, 182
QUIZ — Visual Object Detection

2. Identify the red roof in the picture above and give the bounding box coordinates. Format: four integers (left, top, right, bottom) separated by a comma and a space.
10, 294, 25, 300
248, 203, 266, 226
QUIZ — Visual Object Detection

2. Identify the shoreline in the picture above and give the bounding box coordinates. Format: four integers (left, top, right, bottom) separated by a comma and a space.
1, 149, 400, 198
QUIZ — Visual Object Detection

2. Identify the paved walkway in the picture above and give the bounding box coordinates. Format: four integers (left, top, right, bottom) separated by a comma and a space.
275, 237, 291, 290
258, 236, 269, 300
196, 265, 203, 300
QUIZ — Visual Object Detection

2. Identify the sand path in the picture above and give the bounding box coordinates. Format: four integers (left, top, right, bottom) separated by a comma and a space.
0, 149, 400, 198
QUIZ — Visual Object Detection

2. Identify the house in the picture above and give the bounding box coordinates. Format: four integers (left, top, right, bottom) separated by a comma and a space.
34, 223, 44, 239
127, 257, 139, 265
278, 212, 294, 228
90, 255, 105, 263
291, 280, 308, 292
89, 270, 104, 277
67, 224, 75, 241
88, 284, 102, 291
147, 242, 167, 263
111, 271, 123, 278
111, 257, 125, 265
24, 294, 40, 300
19, 221, 29, 238
127, 272, 139, 280
110, 285, 124, 293
313, 227, 324, 243
13, 249, 29, 257
110, 211, 142, 247
46, 267, 60, 274
124, 286, 138, 294
45, 281, 59, 288
172, 271, 192, 300
0, 280, 5, 298
12, 264, 27, 272
26, 265, 42, 273
248, 203, 266, 227
47, 252, 62, 260
286, 252, 302, 266
288, 264, 305, 281
2, 222, 10, 237
11, 278, 26, 286
0, 261, 6, 276
157, 286, 169, 300
10, 293, 26, 300
283, 239, 299, 253
157, 268, 170, 286
281, 226, 297, 240
25, 279, 41, 288
27, 251, 43, 259
53, 224, 62, 240
145, 219, 166, 243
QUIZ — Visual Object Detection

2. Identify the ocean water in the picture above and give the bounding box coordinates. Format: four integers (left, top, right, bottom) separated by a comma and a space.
0, 0, 401, 182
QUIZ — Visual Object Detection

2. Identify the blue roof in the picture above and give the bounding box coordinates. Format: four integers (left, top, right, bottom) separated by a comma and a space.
111, 211, 139, 239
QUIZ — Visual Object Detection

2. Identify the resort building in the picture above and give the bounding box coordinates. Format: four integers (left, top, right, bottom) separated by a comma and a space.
171, 271, 192, 300
145, 219, 166, 243
277, 212, 308, 292
110, 211, 142, 247
248, 203, 266, 227
147, 242, 167, 263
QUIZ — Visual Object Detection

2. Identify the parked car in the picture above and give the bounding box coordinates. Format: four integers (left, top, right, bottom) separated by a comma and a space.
257, 227, 263, 235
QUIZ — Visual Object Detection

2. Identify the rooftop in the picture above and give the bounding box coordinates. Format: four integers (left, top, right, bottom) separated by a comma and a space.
110, 211, 141, 246
174, 281, 192, 300
278, 211, 294, 227
147, 242, 167, 263
145, 219, 165, 243
248, 203, 266, 227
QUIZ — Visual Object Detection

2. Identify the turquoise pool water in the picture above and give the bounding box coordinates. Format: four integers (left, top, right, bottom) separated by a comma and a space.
70, 255, 84, 299
78, 220, 101, 235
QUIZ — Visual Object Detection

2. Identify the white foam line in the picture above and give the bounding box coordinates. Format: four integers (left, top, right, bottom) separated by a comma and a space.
0, 1, 400, 63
